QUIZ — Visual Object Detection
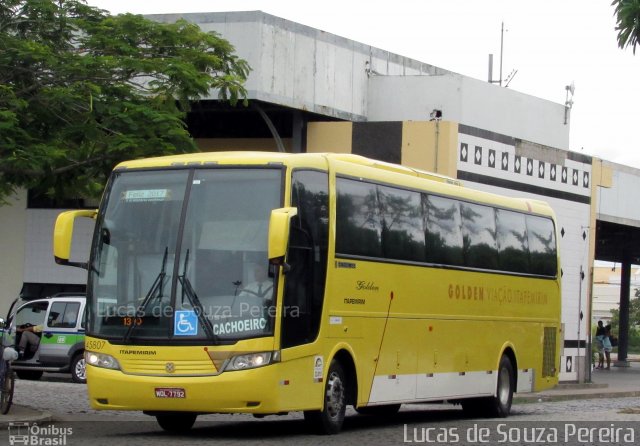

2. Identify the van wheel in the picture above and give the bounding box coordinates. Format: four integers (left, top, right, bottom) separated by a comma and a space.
156, 412, 197, 432
16, 370, 43, 381
304, 359, 346, 434
71, 353, 87, 384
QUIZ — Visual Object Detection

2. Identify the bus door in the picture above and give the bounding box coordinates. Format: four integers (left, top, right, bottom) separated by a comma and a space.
280, 170, 329, 350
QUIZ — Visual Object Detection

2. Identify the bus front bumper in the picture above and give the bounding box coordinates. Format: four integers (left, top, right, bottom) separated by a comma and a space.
86, 364, 285, 414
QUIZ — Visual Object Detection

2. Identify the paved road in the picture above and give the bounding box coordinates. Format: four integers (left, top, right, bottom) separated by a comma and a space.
7, 378, 640, 445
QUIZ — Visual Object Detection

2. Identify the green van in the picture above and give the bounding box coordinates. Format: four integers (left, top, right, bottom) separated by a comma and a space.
7, 294, 86, 383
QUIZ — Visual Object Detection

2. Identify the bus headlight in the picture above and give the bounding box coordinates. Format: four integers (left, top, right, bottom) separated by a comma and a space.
85, 351, 120, 371
224, 351, 279, 372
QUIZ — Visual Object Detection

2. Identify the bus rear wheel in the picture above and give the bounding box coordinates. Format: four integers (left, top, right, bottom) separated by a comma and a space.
462, 355, 514, 418
492, 355, 515, 417
304, 360, 346, 434
155, 412, 197, 432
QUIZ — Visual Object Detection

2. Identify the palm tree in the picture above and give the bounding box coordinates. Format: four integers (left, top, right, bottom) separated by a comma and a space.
612, 0, 640, 53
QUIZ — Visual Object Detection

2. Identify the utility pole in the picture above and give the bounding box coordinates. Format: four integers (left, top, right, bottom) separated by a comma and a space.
488, 22, 506, 86
499, 21, 504, 86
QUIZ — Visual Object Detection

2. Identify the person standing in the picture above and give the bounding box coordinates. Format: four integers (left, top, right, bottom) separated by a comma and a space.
602, 324, 613, 370
595, 320, 606, 369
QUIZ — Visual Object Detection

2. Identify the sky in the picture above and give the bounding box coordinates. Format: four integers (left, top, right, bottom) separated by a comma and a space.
85, 0, 640, 169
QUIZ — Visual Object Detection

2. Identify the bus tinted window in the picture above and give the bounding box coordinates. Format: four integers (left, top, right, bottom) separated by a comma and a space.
461, 202, 499, 269
424, 195, 464, 266
378, 185, 425, 262
496, 209, 529, 273
527, 215, 557, 276
336, 178, 557, 278
336, 179, 382, 257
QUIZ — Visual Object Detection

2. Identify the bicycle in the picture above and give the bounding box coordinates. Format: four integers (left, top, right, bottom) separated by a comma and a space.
0, 316, 18, 414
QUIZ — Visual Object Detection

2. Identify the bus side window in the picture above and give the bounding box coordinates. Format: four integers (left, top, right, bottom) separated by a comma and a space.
460, 202, 499, 270
335, 178, 382, 258
526, 215, 557, 276
378, 185, 425, 262
496, 209, 529, 273
424, 195, 464, 266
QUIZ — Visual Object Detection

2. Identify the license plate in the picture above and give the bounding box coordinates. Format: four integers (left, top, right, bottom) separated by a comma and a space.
155, 388, 186, 398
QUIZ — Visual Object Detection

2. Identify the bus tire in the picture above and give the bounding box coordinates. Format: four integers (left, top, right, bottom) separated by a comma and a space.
156, 412, 197, 432
303, 359, 346, 434
463, 355, 514, 418
492, 355, 515, 417
355, 404, 401, 416
70, 353, 87, 384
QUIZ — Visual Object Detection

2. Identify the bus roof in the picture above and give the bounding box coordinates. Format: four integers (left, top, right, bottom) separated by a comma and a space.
326, 154, 461, 186
116, 152, 459, 184
114, 151, 555, 219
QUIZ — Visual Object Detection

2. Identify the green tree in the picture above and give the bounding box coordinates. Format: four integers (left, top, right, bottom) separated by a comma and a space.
0, 0, 250, 202
609, 288, 640, 330
612, 0, 640, 54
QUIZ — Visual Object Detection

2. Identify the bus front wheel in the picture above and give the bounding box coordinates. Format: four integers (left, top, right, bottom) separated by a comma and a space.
304, 359, 346, 434
156, 412, 197, 433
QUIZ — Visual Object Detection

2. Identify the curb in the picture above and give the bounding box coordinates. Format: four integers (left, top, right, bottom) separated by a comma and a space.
515, 390, 640, 404
0, 406, 54, 429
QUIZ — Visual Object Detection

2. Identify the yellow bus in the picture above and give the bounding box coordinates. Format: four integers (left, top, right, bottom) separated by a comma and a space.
54, 152, 561, 434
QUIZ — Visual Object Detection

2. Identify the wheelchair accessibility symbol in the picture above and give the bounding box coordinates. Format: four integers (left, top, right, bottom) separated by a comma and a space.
174, 310, 198, 336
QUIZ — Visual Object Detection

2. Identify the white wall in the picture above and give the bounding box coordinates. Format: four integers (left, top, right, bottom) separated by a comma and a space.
0, 190, 27, 316
369, 74, 569, 150
457, 130, 592, 382
147, 11, 448, 121
23, 209, 93, 285
597, 162, 640, 227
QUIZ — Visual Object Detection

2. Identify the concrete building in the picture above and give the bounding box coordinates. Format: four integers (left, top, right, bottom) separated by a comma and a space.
1, 11, 639, 382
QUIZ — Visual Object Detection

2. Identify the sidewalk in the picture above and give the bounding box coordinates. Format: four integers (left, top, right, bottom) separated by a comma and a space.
515, 358, 640, 403
1, 361, 639, 426
0, 404, 52, 428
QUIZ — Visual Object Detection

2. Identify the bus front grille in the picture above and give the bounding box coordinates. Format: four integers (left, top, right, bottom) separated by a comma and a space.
119, 358, 217, 376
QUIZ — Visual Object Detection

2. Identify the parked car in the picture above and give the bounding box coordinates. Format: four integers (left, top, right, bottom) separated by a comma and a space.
6, 294, 86, 384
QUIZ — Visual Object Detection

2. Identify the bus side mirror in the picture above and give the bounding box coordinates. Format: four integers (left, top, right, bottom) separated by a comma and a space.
268, 207, 298, 265
0, 317, 5, 330
53, 209, 98, 269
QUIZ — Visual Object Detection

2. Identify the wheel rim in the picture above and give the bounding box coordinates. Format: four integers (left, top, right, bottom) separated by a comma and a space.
75, 358, 86, 381
497, 366, 511, 406
325, 371, 345, 419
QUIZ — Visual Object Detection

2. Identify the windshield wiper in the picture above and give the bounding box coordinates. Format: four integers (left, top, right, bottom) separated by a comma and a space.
178, 249, 215, 340
123, 246, 168, 342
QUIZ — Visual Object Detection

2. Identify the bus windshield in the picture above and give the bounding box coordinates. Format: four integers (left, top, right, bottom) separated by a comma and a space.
89, 168, 282, 343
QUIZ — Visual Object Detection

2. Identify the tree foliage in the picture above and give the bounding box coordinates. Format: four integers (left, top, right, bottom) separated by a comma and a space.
609, 288, 640, 330
0, 0, 250, 202
612, 0, 640, 54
